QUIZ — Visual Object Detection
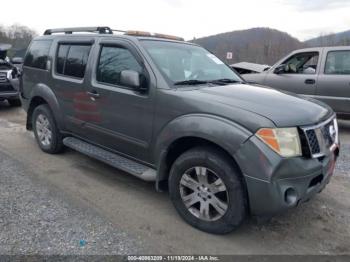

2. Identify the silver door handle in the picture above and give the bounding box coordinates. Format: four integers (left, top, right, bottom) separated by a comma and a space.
87, 91, 100, 98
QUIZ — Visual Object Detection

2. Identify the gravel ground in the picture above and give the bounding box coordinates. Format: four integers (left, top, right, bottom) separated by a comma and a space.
0, 150, 142, 255
335, 144, 350, 177
0, 105, 350, 255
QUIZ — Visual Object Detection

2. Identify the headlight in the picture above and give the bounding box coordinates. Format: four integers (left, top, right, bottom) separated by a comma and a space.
256, 127, 302, 157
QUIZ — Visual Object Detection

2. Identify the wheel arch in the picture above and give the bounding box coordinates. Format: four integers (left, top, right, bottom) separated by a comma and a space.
154, 114, 252, 191
26, 84, 64, 131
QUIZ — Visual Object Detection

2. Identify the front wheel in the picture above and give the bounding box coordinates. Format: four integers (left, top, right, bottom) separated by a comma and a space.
32, 104, 64, 154
169, 147, 247, 234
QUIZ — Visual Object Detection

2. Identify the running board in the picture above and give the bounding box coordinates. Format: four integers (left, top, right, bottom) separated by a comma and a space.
63, 137, 156, 181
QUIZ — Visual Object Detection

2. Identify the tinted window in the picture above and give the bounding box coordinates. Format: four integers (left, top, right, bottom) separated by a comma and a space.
24, 40, 52, 69
325, 51, 350, 75
97, 46, 142, 86
55, 44, 91, 78
56, 44, 69, 74
65, 45, 91, 78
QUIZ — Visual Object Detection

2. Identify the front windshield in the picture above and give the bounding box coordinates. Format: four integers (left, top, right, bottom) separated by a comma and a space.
141, 40, 242, 84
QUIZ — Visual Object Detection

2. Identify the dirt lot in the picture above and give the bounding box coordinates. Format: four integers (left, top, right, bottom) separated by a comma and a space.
0, 102, 350, 255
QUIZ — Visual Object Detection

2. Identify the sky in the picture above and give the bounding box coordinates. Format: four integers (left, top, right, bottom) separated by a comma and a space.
1, 0, 350, 41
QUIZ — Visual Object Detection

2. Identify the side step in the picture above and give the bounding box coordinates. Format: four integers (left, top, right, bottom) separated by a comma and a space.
63, 137, 156, 181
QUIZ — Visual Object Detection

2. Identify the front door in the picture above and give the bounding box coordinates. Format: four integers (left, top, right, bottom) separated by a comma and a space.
264, 51, 321, 96
84, 39, 156, 163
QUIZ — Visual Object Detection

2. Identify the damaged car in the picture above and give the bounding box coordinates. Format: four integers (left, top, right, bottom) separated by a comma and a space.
0, 43, 23, 106
242, 47, 350, 119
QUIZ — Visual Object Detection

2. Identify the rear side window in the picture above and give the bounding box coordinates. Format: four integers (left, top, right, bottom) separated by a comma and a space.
55, 44, 92, 79
56, 45, 69, 74
96, 46, 142, 86
24, 40, 52, 70
325, 51, 350, 75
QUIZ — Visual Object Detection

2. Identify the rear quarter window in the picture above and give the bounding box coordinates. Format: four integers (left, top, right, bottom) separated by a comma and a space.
24, 40, 52, 70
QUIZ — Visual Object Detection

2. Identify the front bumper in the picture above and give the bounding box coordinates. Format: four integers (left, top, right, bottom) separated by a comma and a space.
234, 135, 339, 216
0, 83, 19, 99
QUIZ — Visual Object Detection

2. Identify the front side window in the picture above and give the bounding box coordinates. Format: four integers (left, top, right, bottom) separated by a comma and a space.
140, 40, 241, 84
282, 52, 319, 74
24, 40, 52, 70
325, 50, 350, 75
55, 44, 91, 78
96, 46, 142, 86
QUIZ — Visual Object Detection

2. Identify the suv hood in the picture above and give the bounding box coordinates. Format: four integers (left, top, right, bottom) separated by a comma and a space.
195, 83, 333, 127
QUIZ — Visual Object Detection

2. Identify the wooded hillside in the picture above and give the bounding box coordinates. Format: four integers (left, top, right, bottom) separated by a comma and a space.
0, 24, 37, 57
192, 27, 350, 65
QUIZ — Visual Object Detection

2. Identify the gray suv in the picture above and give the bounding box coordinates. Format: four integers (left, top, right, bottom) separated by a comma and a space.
21, 27, 340, 234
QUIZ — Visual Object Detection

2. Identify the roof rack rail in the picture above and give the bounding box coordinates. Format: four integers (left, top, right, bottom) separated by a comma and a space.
43, 27, 114, 35
43, 26, 185, 41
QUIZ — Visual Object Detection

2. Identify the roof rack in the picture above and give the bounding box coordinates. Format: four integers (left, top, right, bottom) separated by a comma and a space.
125, 30, 184, 41
43, 27, 115, 35
43, 26, 184, 41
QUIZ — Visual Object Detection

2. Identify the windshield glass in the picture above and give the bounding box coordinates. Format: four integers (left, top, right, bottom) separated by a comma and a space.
141, 40, 241, 84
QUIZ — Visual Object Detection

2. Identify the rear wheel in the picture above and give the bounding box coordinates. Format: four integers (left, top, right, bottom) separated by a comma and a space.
32, 104, 64, 154
169, 147, 247, 234
8, 98, 21, 107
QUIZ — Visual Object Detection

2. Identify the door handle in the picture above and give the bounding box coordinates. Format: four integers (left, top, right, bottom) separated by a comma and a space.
87, 90, 100, 98
305, 79, 316, 85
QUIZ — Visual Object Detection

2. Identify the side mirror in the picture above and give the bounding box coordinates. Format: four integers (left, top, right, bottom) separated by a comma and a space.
11, 57, 24, 64
120, 70, 147, 92
274, 64, 287, 74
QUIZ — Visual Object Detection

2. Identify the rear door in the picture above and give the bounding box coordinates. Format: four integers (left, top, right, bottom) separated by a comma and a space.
316, 48, 350, 116
263, 50, 322, 96
51, 38, 94, 136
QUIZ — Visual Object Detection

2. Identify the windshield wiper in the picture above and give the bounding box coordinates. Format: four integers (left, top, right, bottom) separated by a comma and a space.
173, 79, 242, 86
209, 78, 242, 84
173, 80, 209, 86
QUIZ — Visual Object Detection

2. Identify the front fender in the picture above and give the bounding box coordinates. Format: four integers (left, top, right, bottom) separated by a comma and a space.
154, 114, 253, 183
28, 84, 65, 130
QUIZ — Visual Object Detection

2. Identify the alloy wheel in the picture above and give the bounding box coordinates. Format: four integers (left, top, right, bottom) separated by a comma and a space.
179, 166, 229, 221
36, 114, 52, 147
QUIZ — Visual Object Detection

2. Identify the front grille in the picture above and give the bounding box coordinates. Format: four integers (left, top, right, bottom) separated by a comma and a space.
305, 129, 320, 155
302, 117, 338, 158
0, 72, 7, 83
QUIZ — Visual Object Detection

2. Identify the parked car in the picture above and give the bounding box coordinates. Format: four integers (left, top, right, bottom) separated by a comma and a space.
21, 27, 340, 234
0, 43, 23, 106
242, 46, 350, 119
231, 62, 270, 74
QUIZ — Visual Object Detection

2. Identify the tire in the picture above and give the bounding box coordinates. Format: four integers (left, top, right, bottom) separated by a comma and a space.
169, 146, 247, 234
8, 98, 21, 107
32, 104, 64, 154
